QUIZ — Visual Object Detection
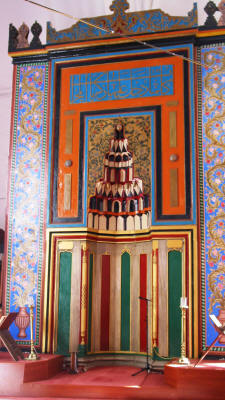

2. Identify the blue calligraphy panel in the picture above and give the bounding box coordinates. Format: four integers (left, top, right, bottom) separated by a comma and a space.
70, 65, 174, 104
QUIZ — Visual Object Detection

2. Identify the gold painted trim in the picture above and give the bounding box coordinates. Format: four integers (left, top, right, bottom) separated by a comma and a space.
64, 110, 76, 116
169, 111, 177, 148
42, 230, 51, 352
86, 350, 152, 355
196, 29, 225, 38
152, 240, 158, 348
170, 169, 178, 207
166, 100, 179, 107
80, 242, 88, 345
65, 119, 73, 154
9, 49, 48, 57
167, 239, 183, 249
45, 226, 198, 245
168, 248, 182, 253
58, 240, 74, 251
64, 173, 72, 211
152, 240, 158, 251
121, 248, 132, 256
46, 224, 196, 233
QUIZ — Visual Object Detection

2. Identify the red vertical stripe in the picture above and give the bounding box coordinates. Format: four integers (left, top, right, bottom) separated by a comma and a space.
156, 249, 159, 347
140, 254, 147, 352
100, 255, 110, 351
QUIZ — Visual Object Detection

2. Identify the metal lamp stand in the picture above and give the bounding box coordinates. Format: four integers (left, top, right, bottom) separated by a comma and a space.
25, 305, 39, 361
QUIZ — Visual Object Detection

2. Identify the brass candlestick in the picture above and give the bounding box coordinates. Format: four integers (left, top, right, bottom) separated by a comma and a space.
26, 305, 39, 360
178, 297, 190, 365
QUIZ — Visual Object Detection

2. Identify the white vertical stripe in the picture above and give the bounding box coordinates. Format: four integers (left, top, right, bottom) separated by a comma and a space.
109, 249, 121, 351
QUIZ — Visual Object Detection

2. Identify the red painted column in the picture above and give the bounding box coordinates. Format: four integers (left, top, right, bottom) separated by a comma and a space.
100, 255, 110, 351
140, 254, 147, 352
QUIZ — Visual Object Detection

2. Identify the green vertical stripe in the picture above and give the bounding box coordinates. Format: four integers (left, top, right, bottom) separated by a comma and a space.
121, 252, 130, 351
88, 254, 93, 352
168, 250, 182, 357
57, 252, 72, 354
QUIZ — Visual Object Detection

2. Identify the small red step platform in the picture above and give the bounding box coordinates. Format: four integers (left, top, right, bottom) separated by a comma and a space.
164, 359, 225, 399
0, 352, 63, 396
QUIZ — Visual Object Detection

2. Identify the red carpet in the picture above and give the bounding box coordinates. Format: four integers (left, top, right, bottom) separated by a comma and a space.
0, 353, 225, 399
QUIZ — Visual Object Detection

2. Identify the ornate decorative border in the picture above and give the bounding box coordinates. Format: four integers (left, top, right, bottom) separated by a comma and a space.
199, 44, 225, 352
6, 63, 48, 345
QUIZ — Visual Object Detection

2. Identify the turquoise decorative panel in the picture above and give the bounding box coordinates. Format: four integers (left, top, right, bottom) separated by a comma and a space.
6, 63, 48, 345
200, 45, 225, 351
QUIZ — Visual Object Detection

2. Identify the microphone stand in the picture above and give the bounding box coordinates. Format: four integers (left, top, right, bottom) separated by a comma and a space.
132, 296, 161, 376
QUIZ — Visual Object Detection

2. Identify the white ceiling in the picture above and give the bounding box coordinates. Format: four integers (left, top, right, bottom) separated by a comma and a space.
0, 0, 221, 229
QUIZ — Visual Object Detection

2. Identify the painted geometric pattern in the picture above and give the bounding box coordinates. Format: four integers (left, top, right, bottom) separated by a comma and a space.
70, 65, 173, 104
87, 114, 151, 203
47, 1, 197, 43
6, 64, 48, 344
201, 46, 225, 351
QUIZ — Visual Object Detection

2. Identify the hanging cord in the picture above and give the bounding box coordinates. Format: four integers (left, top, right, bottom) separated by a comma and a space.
24, 0, 206, 68
153, 347, 173, 361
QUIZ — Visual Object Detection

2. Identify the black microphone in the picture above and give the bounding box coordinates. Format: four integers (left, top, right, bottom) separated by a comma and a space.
139, 296, 152, 302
